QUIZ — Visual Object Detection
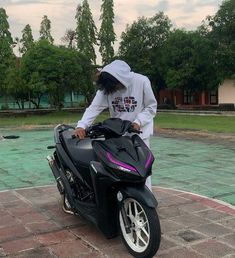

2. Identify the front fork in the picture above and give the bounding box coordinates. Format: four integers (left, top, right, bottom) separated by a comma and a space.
117, 191, 131, 234
117, 186, 158, 234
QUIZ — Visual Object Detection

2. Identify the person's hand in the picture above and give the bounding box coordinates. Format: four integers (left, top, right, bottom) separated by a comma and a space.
74, 127, 86, 139
131, 122, 141, 131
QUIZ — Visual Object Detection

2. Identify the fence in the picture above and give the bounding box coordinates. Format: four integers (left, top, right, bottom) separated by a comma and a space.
0, 92, 85, 110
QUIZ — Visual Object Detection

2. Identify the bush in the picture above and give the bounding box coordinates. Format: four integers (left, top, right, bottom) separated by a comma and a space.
192, 105, 219, 111
1, 104, 9, 110
158, 104, 176, 110
78, 100, 87, 108
219, 103, 235, 111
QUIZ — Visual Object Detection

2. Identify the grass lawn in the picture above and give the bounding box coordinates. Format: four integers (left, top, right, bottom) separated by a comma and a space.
0, 111, 235, 133
155, 113, 235, 133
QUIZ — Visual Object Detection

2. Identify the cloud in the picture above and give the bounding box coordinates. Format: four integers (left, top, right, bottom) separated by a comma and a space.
172, 0, 221, 13
1, 0, 223, 62
155, 0, 169, 12
196, 0, 221, 7
1, 0, 47, 6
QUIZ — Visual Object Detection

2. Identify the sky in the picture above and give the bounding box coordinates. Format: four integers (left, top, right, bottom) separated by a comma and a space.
1, 0, 223, 62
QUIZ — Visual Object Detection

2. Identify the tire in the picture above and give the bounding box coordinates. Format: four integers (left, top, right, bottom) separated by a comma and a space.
119, 198, 161, 258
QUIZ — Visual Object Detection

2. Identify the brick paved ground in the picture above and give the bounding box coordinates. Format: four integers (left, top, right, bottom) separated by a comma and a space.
0, 185, 234, 258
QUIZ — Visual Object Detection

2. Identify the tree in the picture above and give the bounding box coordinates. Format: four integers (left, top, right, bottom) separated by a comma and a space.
20, 24, 34, 54
61, 29, 76, 49
5, 59, 29, 109
0, 8, 14, 98
118, 12, 172, 90
206, 0, 235, 78
39, 15, 54, 44
21, 40, 94, 109
75, 0, 98, 64
99, 0, 116, 65
159, 29, 222, 93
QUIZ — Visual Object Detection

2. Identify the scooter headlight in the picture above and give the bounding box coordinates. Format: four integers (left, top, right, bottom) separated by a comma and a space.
116, 166, 133, 172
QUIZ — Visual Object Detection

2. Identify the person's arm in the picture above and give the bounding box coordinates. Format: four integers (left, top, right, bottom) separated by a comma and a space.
133, 78, 157, 127
76, 90, 108, 129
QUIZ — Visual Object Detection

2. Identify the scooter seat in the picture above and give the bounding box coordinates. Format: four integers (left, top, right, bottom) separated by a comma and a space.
61, 130, 98, 166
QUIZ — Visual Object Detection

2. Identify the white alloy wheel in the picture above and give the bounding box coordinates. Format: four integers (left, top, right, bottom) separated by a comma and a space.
119, 198, 150, 253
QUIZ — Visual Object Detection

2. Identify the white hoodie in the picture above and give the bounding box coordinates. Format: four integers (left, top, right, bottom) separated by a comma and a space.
77, 60, 157, 139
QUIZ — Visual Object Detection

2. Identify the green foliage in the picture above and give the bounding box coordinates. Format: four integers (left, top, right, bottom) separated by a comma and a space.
1, 1, 234, 106
20, 24, 34, 54
75, 0, 98, 64
21, 40, 94, 109
5, 59, 29, 109
0, 8, 14, 96
159, 30, 222, 92
118, 12, 172, 90
206, 0, 235, 79
99, 0, 116, 65
39, 15, 54, 44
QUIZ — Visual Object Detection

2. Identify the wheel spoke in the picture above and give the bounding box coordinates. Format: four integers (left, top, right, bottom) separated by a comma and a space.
141, 226, 149, 239
134, 202, 138, 216
142, 220, 148, 226
128, 229, 135, 242
138, 210, 144, 216
137, 231, 147, 246
136, 232, 140, 246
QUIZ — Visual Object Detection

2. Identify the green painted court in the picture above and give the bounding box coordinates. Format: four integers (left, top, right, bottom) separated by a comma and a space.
0, 128, 234, 205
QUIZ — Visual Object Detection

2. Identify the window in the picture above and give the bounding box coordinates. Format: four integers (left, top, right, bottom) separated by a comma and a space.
183, 90, 193, 104
209, 91, 218, 104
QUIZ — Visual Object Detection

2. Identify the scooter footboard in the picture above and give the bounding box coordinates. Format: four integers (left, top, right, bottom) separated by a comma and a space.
119, 186, 158, 208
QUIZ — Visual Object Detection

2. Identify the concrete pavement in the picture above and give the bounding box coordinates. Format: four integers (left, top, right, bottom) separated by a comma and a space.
0, 185, 234, 258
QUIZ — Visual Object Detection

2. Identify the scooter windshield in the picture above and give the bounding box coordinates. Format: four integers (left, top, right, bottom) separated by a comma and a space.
102, 118, 132, 136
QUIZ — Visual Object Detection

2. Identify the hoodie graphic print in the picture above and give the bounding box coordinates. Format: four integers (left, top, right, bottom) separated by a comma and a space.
77, 60, 157, 139
112, 96, 137, 112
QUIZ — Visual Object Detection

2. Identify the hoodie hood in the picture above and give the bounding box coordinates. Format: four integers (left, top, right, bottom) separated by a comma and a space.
101, 60, 134, 88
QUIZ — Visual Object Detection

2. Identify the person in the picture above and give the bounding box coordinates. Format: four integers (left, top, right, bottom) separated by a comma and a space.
74, 60, 157, 190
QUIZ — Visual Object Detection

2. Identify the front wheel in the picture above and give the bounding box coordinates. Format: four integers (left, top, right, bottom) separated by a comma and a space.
119, 198, 161, 258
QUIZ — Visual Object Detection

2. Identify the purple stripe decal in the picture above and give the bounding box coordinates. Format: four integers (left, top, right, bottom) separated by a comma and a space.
106, 152, 137, 172
145, 152, 153, 168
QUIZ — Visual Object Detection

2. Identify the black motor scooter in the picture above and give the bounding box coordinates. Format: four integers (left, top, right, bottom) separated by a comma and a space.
47, 118, 161, 258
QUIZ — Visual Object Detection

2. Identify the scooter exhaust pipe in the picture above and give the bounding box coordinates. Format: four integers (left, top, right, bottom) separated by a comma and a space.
47, 155, 64, 194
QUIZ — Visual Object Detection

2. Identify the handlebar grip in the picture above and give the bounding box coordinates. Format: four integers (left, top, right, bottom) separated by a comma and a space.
71, 134, 76, 139
133, 129, 142, 134
128, 128, 142, 134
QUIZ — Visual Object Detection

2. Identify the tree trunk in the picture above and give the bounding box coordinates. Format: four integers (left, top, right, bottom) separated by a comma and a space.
16, 100, 21, 109
28, 92, 31, 109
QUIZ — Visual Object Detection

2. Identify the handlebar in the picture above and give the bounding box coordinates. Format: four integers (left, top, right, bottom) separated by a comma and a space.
71, 121, 142, 139
129, 128, 143, 134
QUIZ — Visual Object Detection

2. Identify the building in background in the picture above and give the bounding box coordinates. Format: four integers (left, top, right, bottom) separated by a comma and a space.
0, 92, 85, 110
218, 79, 235, 106
157, 79, 235, 110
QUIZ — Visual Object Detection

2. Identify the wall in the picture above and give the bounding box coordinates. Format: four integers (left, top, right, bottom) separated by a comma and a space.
218, 79, 235, 104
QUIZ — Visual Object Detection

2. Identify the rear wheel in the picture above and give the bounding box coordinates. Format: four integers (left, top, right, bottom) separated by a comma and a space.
119, 198, 161, 258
